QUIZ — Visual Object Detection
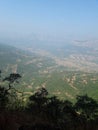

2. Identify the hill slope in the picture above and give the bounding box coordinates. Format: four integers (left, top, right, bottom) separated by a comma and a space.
0, 43, 98, 101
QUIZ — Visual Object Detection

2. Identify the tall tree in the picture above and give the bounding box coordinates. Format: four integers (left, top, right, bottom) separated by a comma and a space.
28, 87, 48, 114
0, 73, 22, 109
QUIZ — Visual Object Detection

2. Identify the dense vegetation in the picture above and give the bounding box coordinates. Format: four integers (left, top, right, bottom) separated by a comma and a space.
0, 72, 98, 130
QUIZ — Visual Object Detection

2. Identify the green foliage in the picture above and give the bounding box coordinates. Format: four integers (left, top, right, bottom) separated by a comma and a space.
0, 72, 22, 110
75, 94, 98, 120
26, 88, 98, 130
3, 73, 21, 83
0, 71, 98, 130
0, 86, 9, 109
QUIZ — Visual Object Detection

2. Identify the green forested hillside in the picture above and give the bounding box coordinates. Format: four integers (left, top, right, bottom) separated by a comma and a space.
0, 44, 98, 101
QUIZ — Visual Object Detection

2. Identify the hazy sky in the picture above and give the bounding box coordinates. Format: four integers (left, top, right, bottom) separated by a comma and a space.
0, 0, 98, 43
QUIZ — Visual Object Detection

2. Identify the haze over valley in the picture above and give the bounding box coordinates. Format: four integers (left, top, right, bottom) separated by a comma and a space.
0, 42, 98, 101
1, 1, 98, 129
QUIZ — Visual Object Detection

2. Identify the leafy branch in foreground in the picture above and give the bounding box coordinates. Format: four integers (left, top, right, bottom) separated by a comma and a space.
0, 72, 22, 109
